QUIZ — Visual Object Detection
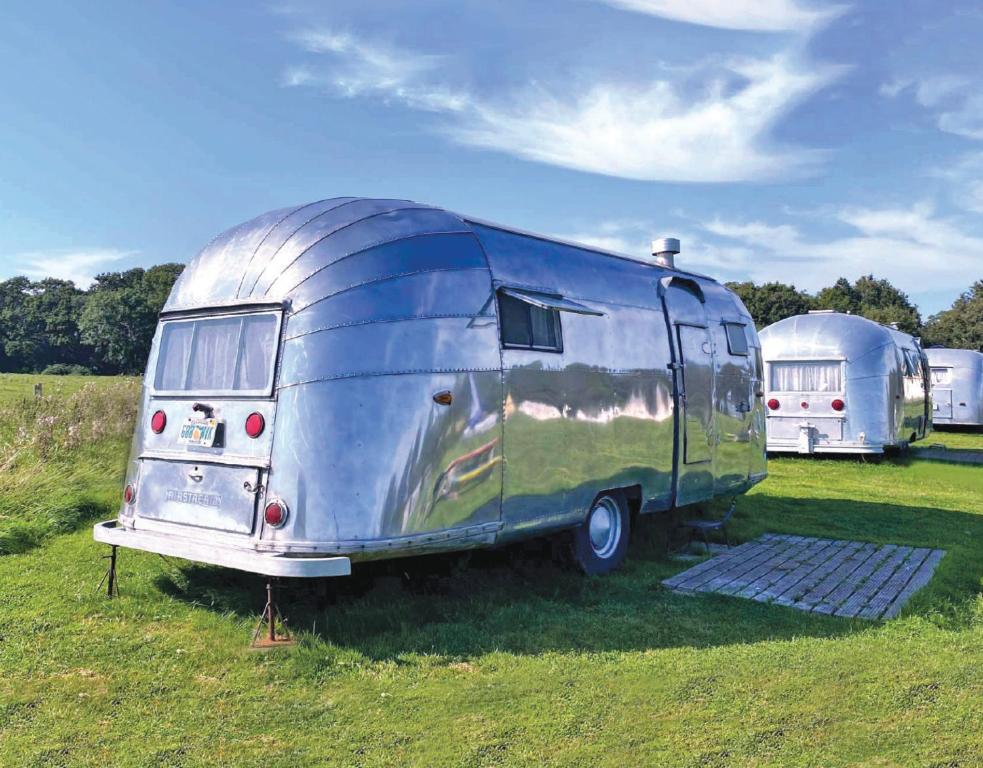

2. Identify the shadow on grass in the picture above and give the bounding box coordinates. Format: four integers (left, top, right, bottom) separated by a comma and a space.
152, 494, 983, 663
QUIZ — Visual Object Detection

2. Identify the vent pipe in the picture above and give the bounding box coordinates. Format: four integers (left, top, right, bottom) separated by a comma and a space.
651, 237, 680, 268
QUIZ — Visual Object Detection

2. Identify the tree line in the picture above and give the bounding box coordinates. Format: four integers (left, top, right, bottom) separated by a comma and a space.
0, 264, 184, 375
727, 275, 983, 350
0, 267, 979, 376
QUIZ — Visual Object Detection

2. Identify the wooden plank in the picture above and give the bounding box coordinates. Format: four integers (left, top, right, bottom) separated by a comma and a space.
678, 539, 791, 593
661, 539, 762, 588
796, 543, 879, 609
740, 538, 839, 600
832, 545, 911, 618
668, 537, 790, 591
772, 541, 864, 607
751, 539, 844, 603
716, 538, 816, 596
681, 537, 798, 593
881, 550, 947, 619
857, 547, 933, 619
812, 544, 897, 615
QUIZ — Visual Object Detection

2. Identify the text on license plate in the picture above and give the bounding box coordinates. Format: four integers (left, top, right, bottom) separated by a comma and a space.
178, 418, 220, 447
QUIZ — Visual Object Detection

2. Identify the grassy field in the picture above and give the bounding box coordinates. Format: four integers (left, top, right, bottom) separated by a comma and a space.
0, 377, 981, 766
925, 428, 983, 452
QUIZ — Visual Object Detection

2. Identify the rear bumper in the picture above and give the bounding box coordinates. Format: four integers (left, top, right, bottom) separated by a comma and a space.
767, 441, 883, 455
93, 520, 351, 578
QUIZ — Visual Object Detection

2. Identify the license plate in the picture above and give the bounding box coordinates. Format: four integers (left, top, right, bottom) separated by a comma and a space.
177, 418, 220, 447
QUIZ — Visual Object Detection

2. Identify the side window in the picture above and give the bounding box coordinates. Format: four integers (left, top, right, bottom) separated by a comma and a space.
902, 350, 916, 377
497, 291, 562, 352
724, 323, 749, 356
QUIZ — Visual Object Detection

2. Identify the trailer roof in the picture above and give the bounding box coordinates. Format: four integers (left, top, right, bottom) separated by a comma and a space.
925, 347, 983, 369
759, 311, 919, 366
164, 197, 715, 313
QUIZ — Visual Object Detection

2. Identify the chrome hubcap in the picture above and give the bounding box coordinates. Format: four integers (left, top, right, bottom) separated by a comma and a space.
588, 497, 621, 559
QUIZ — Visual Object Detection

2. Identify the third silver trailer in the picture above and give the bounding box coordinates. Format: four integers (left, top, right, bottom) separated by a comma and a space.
926, 347, 983, 427
759, 311, 931, 455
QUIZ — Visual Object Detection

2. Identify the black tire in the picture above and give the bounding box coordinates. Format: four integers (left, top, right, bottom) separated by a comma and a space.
571, 492, 630, 575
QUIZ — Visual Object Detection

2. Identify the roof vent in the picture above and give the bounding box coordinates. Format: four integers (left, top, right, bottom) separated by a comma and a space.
651, 237, 680, 269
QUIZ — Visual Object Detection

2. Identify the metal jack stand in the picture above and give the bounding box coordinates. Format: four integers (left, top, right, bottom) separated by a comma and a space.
251, 578, 295, 649
98, 545, 119, 598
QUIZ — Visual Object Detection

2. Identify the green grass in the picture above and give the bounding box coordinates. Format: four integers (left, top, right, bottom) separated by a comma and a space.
0, 375, 138, 555
0, 372, 131, 403
0, 388, 981, 766
925, 428, 983, 452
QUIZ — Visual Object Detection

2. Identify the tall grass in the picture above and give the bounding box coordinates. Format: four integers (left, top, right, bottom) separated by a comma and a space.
0, 378, 139, 555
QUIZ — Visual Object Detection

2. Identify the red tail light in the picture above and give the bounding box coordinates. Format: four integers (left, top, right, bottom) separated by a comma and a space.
264, 500, 287, 528
124, 484, 136, 505
151, 410, 167, 434
801, 401, 809, 409
767, 399, 780, 411
245, 412, 265, 438
831, 398, 845, 411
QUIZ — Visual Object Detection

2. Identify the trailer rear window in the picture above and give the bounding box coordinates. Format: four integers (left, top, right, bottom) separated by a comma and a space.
769, 361, 842, 392
154, 312, 280, 394
930, 367, 952, 385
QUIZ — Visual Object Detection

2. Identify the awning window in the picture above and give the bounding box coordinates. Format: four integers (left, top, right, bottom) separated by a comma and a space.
498, 287, 604, 316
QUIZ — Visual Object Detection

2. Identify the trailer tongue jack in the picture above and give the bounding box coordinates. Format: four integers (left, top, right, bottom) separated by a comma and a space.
98, 545, 119, 598
251, 578, 295, 648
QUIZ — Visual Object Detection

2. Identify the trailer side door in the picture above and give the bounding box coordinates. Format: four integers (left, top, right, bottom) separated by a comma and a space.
660, 278, 715, 506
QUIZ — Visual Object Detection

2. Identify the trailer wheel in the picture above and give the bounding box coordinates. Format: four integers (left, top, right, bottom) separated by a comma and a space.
571, 493, 630, 575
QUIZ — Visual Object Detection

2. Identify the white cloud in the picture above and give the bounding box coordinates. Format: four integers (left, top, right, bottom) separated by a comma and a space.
283, 30, 470, 113
593, 0, 843, 32
7, 248, 135, 288
881, 74, 983, 141
557, 203, 981, 306
283, 30, 842, 182
931, 151, 983, 213
695, 203, 983, 296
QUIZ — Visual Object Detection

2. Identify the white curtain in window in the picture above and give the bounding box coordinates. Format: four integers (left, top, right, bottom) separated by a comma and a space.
155, 322, 195, 390
187, 317, 241, 391
236, 315, 277, 389
769, 362, 842, 392
930, 367, 951, 385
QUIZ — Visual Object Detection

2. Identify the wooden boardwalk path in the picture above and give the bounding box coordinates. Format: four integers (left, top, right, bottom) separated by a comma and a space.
663, 534, 945, 619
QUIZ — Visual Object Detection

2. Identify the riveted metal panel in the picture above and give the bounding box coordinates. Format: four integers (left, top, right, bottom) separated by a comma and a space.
237, 197, 357, 298
286, 232, 488, 314
248, 198, 437, 297
286, 267, 495, 340
264, 373, 503, 549
165, 205, 299, 311
279, 316, 501, 387
266, 207, 468, 298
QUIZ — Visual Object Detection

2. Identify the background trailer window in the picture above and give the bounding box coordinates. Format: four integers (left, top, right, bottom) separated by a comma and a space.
769, 361, 842, 392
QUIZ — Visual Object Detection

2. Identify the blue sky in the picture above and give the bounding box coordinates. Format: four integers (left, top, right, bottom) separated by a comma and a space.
2, 0, 982, 316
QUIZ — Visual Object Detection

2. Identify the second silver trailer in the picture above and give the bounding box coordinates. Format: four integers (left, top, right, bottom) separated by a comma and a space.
926, 347, 983, 427
760, 311, 931, 455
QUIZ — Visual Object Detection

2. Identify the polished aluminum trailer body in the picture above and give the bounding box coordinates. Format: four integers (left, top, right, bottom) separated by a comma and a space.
95, 198, 767, 576
760, 312, 931, 455
926, 347, 983, 427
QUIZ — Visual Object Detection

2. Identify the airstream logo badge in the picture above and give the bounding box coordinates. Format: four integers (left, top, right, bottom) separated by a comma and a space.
166, 489, 222, 508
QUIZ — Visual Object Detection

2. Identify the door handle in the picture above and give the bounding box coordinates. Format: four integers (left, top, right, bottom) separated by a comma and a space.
188, 470, 203, 482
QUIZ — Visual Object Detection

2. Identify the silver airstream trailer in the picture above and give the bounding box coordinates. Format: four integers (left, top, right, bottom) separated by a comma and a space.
926, 347, 983, 427
94, 198, 767, 580
759, 311, 931, 455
